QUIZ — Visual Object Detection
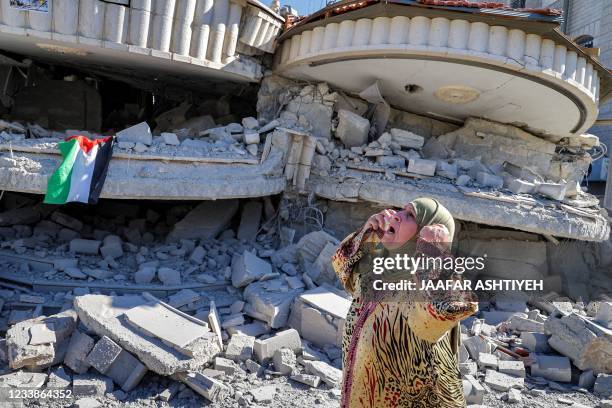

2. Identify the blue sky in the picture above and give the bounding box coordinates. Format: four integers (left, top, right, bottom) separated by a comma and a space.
283, 0, 328, 15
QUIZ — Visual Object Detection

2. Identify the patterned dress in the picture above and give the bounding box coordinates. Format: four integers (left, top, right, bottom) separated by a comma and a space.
332, 224, 478, 408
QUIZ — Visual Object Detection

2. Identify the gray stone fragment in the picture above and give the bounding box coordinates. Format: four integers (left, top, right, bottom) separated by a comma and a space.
64, 330, 95, 374
595, 374, 612, 396
168, 200, 238, 242
158, 267, 181, 285
116, 122, 152, 145
335, 110, 369, 148
175, 371, 229, 402
231, 250, 271, 288
291, 373, 320, 387
272, 347, 296, 375
484, 369, 523, 391
250, 385, 276, 403
74, 397, 102, 408
47, 366, 71, 389
225, 334, 254, 362
70, 239, 101, 255
72, 374, 114, 397
303, 360, 342, 387
253, 329, 302, 362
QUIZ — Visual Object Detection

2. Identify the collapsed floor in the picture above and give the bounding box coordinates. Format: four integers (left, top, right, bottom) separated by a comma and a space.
0, 194, 609, 407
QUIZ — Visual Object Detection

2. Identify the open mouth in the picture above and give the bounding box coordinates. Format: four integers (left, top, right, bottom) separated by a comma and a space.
386, 225, 396, 235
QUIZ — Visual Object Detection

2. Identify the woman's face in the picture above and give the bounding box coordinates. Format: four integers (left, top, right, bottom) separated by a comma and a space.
380, 205, 418, 250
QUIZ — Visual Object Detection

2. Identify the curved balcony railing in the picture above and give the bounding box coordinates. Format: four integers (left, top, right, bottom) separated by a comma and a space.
0, 0, 283, 80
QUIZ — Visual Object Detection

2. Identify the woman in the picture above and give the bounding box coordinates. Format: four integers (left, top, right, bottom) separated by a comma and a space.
332, 198, 478, 408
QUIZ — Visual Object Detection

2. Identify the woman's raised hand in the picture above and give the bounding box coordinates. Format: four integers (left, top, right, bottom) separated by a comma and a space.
364, 209, 398, 232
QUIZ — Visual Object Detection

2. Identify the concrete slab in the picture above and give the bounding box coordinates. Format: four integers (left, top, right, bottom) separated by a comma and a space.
74, 294, 221, 375
124, 301, 210, 355
309, 174, 610, 242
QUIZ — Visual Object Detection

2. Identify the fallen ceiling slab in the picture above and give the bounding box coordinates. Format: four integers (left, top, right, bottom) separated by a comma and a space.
308, 174, 610, 242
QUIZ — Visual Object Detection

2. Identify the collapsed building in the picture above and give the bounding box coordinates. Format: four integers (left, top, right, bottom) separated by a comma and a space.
0, 0, 609, 407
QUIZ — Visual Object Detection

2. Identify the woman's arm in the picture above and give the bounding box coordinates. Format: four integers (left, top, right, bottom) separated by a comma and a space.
331, 225, 373, 295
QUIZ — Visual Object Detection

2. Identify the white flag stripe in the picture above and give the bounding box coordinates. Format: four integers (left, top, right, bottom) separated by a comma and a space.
66, 144, 99, 204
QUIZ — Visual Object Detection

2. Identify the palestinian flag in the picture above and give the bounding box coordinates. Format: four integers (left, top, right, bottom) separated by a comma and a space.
44, 135, 115, 205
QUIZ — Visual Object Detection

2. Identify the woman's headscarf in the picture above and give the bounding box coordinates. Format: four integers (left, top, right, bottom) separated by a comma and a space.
408, 197, 455, 245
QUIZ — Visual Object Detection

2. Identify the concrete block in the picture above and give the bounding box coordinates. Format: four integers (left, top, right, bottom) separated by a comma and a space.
225, 334, 255, 362
100, 235, 123, 259
408, 158, 436, 176
459, 361, 477, 376
168, 289, 200, 308
508, 315, 545, 333
243, 279, 303, 328
272, 347, 296, 375
520, 332, 551, 353
231, 250, 271, 288
69, 239, 101, 255
242, 117, 259, 130
189, 246, 206, 264
214, 357, 238, 376
504, 176, 536, 194
72, 374, 114, 396
456, 174, 471, 186
544, 313, 612, 373
161, 132, 180, 145
476, 172, 503, 188
464, 374, 485, 404
436, 161, 458, 179
477, 352, 498, 370
158, 267, 181, 285
73, 397, 101, 408
86, 336, 123, 373
376, 155, 405, 168
507, 388, 522, 403
462, 335, 490, 360
168, 200, 238, 242
291, 373, 320, 387
578, 370, 596, 389
594, 374, 612, 396
484, 369, 524, 391
498, 360, 525, 378
303, 360, 342, 387
537, 182, 567, 200
7, 310, 77, 370
116, 122, 152, 145
335, 109, 369, 148
390, 128, 424, 149
50, 212, 83, 231
134, 266, 156, 284
47, 366, 71, 389
244, 131, 260, 145
237, 202, 263, 242
530, 354, 572, 383
64, 331, 95, 374
253, 329, 301, 363
595, 302, 612, 328
250, 385, 276, 403
175, 371, 229, 402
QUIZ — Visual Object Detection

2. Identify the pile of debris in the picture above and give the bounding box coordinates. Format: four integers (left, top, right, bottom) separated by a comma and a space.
457, 290, 612, 407
0, 196, 350, 406
0, 194, 610, 406
258, 76, 599, 204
